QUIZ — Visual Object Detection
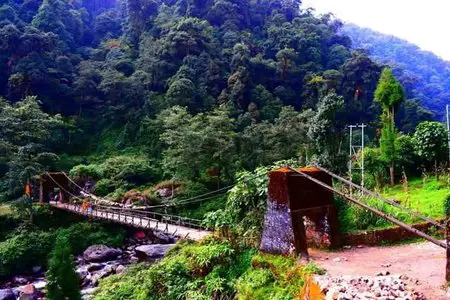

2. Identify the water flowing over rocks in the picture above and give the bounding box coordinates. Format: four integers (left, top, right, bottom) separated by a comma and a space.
315, 274, 427, 300
0, 289, 15, 300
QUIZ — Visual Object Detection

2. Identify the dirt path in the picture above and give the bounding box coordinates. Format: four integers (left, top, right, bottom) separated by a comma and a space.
310, 241, 449, 299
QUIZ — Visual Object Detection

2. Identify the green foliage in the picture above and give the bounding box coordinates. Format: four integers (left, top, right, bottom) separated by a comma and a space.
159, 106, 237, 182
413, 121, 448, 166
46, 233, 81, 300
204, 160, 297, 247
0, 219, 124, 279
70, 164, 104, 181
380, 117, 397, 164
374, 68, 404, 186
70, 155, 159, 199
236, 254, 324, 300
444, 194, 450, 217
0, 96, 63, 197
343, 24, 450, 119
395, 135, 418, 173
94, 238, 321, 300
374, 68, 404, 114
338, 176, 449, 232
308, 90, 345, 171
58, 222, 125, 254
0, 230, 55, 279
362, 147, 387, 188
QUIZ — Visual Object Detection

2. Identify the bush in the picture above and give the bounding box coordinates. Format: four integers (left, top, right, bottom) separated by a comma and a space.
95, 178, 118, 196
93, 238, 322, 300
102, 156, 157, 185
47, 233, 81, 300
0, 221, 125, 279
444, 194, 450, 217
59, 222, 125, 254
0, 230, 55, 279
69, 164, 104, 181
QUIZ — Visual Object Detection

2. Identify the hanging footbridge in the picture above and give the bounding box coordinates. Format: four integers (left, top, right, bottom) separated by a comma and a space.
42, 171, 223, 241
42, 165, 446, 248
48, 201, 211, 241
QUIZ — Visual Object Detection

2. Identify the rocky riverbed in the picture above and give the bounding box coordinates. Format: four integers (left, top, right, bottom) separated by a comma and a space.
0, 230, 177, 300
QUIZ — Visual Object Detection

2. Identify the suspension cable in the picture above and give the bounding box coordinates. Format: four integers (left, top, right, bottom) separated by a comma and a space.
58, 166, 271, 209
313, 165, 444, 229
44, 173, 79, 199
61, 172, 92, 195
287, 166, 446, 249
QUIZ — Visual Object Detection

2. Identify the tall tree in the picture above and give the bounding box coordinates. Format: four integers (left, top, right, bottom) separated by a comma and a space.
46, 234, 81, 300
308, 90, 345, 171
413, 121, 448, 178
374, 68, 404, 186
0, 96, 62, 196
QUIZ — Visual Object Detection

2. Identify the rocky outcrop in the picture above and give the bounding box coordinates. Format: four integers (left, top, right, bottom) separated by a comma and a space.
18, 285, 37, 300
135, 244, 175, 259
83, 245, 122, 263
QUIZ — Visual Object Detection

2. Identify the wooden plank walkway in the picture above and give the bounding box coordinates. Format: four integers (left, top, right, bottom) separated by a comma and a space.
49, 201, 211, 241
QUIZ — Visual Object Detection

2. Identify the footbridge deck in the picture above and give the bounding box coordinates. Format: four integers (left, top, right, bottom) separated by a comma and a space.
49, 201, 211, 241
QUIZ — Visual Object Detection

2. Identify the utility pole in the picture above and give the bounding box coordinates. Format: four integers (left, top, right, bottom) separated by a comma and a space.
348, 124, 366, 187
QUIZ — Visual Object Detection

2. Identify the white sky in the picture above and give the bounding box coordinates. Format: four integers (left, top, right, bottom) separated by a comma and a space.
302, 0, 450, 61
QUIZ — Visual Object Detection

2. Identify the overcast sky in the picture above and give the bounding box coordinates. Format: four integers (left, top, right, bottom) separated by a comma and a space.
302, 0, 450, 61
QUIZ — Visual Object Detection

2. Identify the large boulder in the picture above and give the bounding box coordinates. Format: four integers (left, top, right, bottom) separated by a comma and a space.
18, 285, 37, 300
0, 289, 15, 300
135, 244, 175, 260
83, 245, 122, 263
151, 231, 176, 244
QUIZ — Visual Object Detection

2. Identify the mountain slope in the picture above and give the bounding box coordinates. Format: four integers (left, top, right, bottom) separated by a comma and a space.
342, 23, 450, 120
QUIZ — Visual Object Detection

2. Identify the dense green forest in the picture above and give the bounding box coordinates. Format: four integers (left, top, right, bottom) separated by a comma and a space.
0, 0, 445, 202
343, 23, 450, 121
1, 1, 450, 299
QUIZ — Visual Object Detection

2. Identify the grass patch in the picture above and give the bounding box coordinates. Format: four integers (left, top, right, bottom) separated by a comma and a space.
338, 177, 449, 233
383, 177, 448, 219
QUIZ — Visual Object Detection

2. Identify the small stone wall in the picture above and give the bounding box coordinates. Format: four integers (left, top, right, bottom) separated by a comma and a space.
341, 220, 444, 246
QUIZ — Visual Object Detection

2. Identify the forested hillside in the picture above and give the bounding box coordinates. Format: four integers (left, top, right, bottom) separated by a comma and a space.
342, 23, 450, 120
0, 0, 437, 201
2, 1, 450, 299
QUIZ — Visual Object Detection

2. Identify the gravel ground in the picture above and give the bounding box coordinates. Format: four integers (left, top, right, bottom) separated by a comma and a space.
315, 274, 426, 300
310, 241, 448, 299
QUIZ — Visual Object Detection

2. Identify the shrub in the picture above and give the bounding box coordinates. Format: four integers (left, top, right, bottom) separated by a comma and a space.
0, 230, 55, 279
341, 196, 390, 231
102, 156, 157, 185
93, 238, 321, 300
46, 233, 81, 300
444, 194, 450, 217
0, 220, 125, 280
59, 222, 125, 254
69, 164, 104, 181
95, 178, 118, 196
